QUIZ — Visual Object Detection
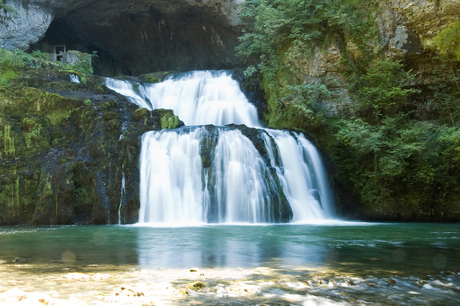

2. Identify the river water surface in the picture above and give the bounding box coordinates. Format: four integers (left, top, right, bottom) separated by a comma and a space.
1, 223, 459, 305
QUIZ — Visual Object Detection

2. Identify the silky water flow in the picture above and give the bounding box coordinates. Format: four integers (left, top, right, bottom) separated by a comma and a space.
106, 71, 335, 224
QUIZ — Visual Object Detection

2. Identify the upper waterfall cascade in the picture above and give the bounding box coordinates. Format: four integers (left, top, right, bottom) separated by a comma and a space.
106, 71, 260, 127
106, 71, 335, 224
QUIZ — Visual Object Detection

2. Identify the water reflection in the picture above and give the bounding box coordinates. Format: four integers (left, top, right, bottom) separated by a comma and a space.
0, 224, 459, 276
135, 226, 329, 269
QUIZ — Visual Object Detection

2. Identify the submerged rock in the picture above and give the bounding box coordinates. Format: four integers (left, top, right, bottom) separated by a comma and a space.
13, 257, 25, 263
387, 278, 397, 286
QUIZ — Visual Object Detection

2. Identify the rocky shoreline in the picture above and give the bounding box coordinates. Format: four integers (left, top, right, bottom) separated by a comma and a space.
1, 264, 459, 305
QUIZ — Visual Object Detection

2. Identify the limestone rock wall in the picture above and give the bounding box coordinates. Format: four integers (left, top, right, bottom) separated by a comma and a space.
0, 0, 93, 50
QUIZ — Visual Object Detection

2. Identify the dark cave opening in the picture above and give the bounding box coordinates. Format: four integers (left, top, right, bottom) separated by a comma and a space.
30, 1, 241, 77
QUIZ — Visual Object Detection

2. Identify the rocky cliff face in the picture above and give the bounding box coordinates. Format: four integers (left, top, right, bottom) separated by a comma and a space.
303, 0, 460, 115
0, 0, 92, 50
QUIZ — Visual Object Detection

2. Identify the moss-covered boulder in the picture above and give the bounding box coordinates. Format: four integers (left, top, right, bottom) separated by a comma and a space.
152, 109, 184, 130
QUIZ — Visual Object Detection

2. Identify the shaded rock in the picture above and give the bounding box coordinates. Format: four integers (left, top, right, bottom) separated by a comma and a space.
133, 108, 150, 121
13, 257, 25, 263
387, 278, 396, 286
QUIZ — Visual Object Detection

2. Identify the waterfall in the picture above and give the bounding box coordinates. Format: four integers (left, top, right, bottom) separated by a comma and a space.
106, 71, 260, 127
138, 127, 287, 224
118, 169, 126, 225
264, 130, 335, 221
139, 128, 205, 224
70, 74, 80, 83
106, 71, 335, 224
210, 129, 280, 223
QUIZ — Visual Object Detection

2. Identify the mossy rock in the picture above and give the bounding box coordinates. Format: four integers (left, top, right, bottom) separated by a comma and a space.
151, 109, 184, 129
0, 168, 39, 224
187, 281, 206, 291
103, 111, 117, 121
133, 108, 150, 121
1, 87, 81, 116
108, 119, 121, 133
138, 71, 171, 84
161, 115, 179, 129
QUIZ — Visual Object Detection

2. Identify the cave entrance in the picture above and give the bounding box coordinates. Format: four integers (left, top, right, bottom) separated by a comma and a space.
30, 1, 240, 77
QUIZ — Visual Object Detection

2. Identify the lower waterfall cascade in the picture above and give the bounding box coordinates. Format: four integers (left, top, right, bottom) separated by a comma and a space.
106, 70, 336, 224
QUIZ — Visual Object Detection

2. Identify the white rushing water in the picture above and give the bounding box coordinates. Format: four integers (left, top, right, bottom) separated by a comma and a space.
70, 74, 80, 83
106, 71, 260, 127
139, 129, 205, 224
265, 130, 335, 222
118, 170, 126, 225
139, 127, 285, 224
106, 71, 335, 224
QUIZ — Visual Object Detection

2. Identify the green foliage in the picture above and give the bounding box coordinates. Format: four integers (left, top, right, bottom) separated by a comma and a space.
44, 178, 53, 197
237, 0, 376, 72
31, 50, 50, 61
3, 124, 15, 156
333, 116, 460, 215
279, 82, 330, 129
0, 48, 94, 87
0, 49, 23, 70
429, 21, 460, 61
237, 0, 378, 131
439, 127, 460, 163
0, 49, 22, 87
74, 188, 91, 207
0, 1, 16, 12
427, 56, 460, 127
0, 69, 16, 87
354, 60, 420, 117
23, 123, 42, 148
